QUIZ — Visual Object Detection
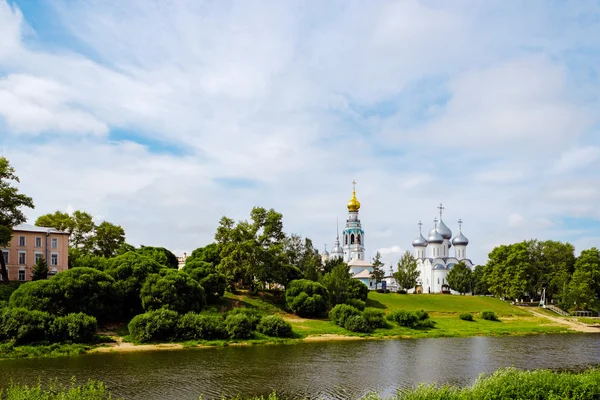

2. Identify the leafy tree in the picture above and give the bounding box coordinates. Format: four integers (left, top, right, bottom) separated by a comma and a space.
347, 278, 369, 302
323, 256, 346, 275
199, 273, 227, 303
471, 265, 488, 295
447, 261, 472, 295
485, 243, 533, 300
394, 251, 419, 291
320, 263, 351, 306
215, 207, 288, 289
9, 267, 118, 323
566, 248, 600, 311
35, 211, 73, 232
0, 157, 34, 282
285, 279, 329, 317
370, 251, 385, 290
94, 221, 126, 258
104, 251, 165, 317
284, 234, 322, 281
35, 210, 95, 252
140, 271, 206, 314
187, 243, 221, 267
32, 256, 48, 281
137, 246, 178, 269
526, 240, 575, 302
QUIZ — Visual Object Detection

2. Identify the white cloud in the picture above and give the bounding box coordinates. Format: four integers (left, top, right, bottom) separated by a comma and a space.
1, 0, 599, 266
508, 213, 523, 227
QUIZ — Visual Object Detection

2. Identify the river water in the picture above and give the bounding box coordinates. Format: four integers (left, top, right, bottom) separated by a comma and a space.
1, 334, 599, 399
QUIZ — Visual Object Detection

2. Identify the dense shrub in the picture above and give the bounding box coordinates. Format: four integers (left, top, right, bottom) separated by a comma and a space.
362, 308, 386, 329
344, 298, 366, 311
344, 315, 372, 333
135, 246, 179, 269
257, 315, 293, 338
481, 309, 499, 321
49, 313, 98, 343
0, 307, 51, 344
224, 313, 253, 339
376, 289, 390, 294
227, 308, 263, 330
128, 309, 180, 342
387, 309, 434, 329
9, 268, 118, 323
105, 251, 165, 317
140, 271, 206, 314
347, 279, 369, 302
0, 282, 21, 302
397, 289, 407, 294
329, 304, 361, 327
459, 312, 474, 321
199, 273, 227, 303
177, 313, 226, 341
285, 279, 329, 317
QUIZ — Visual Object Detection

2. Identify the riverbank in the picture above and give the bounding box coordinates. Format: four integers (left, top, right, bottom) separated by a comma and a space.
3, 367, 600, 399
3, 293, 599, 360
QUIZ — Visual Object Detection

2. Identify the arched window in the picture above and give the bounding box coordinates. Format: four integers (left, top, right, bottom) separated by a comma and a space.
350, 233, 355, 245
357, 234, 361, 245
344, 235, 348, 245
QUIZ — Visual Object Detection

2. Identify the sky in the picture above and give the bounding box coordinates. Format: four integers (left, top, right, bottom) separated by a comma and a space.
1, 0, 600, 268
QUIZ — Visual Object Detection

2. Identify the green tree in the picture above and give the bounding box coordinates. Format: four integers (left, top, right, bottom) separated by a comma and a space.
94, 221, 126, 258
320, 263, 352, 306
35, 210, 95, 252
284, 234, 322, 281
566, 248, 600, 310
140, 271, 206, 314
485, 243, 533, 301
323, 256, 346, 275
285, 279, 329, 317
32, 256, 49, 281
471, 265, 488, 295
215, 207, 288, 289
136, 246, 178, 269
370, 251, 385, 290
447, 261, 472, 295
393, 251, 419, 291
526, 240, 575, 302
35, 211, 73, 232
187, 243, 221, 267
0, 157, 35, 282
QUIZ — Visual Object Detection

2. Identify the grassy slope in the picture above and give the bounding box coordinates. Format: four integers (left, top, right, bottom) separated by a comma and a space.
287, 293, 569, 339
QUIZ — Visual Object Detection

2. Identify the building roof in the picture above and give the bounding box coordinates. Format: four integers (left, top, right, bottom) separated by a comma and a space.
352, 269, 373, 279
13, 223, 70, 235
348, 258, 373, 267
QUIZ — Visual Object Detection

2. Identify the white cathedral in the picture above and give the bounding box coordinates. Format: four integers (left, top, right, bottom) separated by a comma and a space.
411, 204, 473, 293
321, 183, 472, 292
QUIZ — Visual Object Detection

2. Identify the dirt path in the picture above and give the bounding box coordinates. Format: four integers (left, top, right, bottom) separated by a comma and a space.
526, 308, 600, 333
90, 336, 184, 354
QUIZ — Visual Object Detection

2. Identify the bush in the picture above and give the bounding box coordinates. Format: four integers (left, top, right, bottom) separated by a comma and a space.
224, 313, 254, 339
285, 280, 329, 317
397, 289, 407, 294
227, 308, 263, 330
177, 313, 226, 341
140, 271, 206, 314
387, 309, 434, 329
460, 312, 474, 321
344, 315, 372, 333
9, 268, 118, 323
257, 315, 293, 338
362, 308, 386, 329
50, 313, 98, 343
128, 309, 180, 343
376, 288, 390, 294
0, 307, 51, 344
199, 273, 227, 303
347, 279, 369, 302
481, 309, 499, 321
344, 298, 365, 311
329, 304, 361, 327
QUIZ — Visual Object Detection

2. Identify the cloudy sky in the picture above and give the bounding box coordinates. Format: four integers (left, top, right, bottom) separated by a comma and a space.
1, 0, 599, 267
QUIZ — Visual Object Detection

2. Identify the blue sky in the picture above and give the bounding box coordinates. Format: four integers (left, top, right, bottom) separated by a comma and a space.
1, 0, 600, 266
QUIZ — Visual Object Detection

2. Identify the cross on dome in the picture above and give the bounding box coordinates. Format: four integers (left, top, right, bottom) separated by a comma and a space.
433, 217, 438, 228
418, 220, 423, 233
438, 203, 445, 219
458, 218, 463, 232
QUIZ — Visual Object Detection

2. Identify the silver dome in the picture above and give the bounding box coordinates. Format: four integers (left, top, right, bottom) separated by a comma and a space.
452, 232, 469, 246
436, 219, 452, 239
427, 228, 444, 244
331, 239, 343, 255
322, 249, 330, 256
412, 233, 428, 247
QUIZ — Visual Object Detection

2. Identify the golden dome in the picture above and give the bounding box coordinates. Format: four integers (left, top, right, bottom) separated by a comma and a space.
347, 181, 360, 212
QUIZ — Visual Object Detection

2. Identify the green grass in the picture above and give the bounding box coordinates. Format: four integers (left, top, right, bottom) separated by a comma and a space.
0, 379, 118, 399
0, 342, 93, 360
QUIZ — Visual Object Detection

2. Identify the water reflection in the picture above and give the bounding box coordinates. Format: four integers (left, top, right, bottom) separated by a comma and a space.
0, 334, 599, 400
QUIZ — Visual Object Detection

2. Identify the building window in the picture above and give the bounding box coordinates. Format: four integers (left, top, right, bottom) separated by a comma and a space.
350, 233, 355, 245
358, 254, 361, 259
437, 278, 440, 284
35, 237, 42, 247
344, 235, 348, 245
2, 250, 8, 264
19, 236, 25, 246
18, 269, 25, 281
357, 234, 361, 245
51, 238, 58, 248
35, 252, 43, 264
18, 251, 26, 265
51, 253, 58, 266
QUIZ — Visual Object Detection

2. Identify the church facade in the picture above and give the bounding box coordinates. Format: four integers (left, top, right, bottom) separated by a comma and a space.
411, 204, 472, 293
321, 182, 375, 288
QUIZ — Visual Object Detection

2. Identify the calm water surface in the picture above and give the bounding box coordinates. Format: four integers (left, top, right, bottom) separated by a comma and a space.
1, 334, 599, 399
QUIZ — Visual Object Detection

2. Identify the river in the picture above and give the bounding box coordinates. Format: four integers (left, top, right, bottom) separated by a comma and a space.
1, 334, 599, 399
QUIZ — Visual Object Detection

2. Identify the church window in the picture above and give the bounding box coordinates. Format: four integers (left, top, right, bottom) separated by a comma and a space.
357, 234, 361, 245
358, 254, 360, 259
345, 235, 348, 245
437, 278, 439, 284
350, 233, 355, 245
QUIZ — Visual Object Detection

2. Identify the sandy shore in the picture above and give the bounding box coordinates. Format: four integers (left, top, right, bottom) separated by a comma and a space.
525, 308, 600, 333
